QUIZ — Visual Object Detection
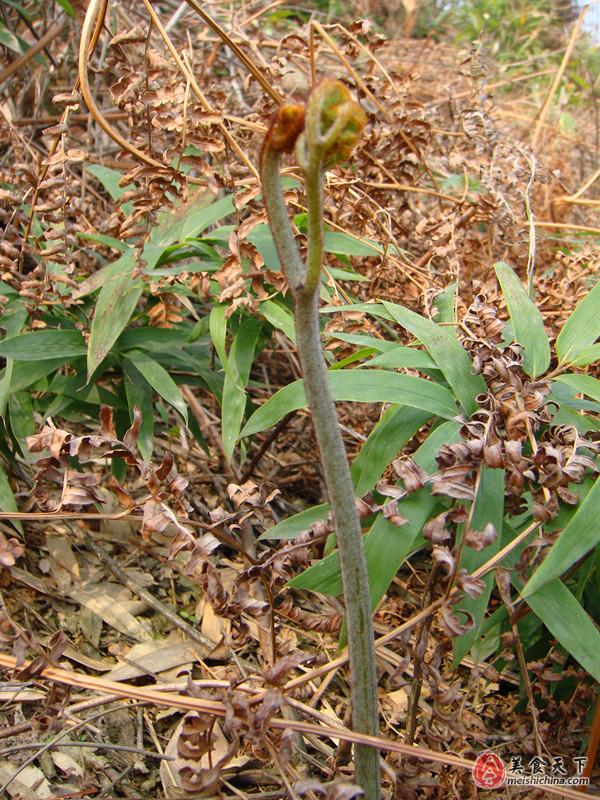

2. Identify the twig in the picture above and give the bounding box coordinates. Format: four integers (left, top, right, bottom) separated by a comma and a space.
531, 5, 589, 150
534, 221, 600, 235
496, 570, 545, 758
405, 566, 439, 744
180, 0, 283, 103
0, 741, 172, 760
141, 0, 260, 180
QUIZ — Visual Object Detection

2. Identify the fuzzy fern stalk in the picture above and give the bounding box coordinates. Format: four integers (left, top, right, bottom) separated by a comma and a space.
260, 81, 381, 798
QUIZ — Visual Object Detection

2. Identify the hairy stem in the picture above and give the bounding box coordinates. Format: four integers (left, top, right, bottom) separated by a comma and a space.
262, 145, 381, 798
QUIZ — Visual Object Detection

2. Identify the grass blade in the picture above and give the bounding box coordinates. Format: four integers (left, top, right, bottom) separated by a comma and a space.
382, 300, 485, 415
240, 370, 458, 439
556, 280, 600, 366
453, 466, 504, 665
553, 373, 600, 404
494, 262, 551, 378
87, 250, 142, 378
521, 477, 600, 597
221, 318, 261, 462
0, 464, 22, 535
351, 406, 431, 496
124, 351, 188, 424
525, 579, 600, 682
290, 421, 461, 600
0, 330, 86, 361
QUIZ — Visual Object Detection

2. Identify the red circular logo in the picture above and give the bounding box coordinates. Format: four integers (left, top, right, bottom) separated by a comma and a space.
473, 752, 506, 789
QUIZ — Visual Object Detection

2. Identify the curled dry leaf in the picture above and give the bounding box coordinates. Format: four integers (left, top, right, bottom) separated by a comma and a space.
432, 545, 455, 576
0, 531, 24, 567
177, 713, 214, 761
262, 651, 317, 686
439, 603, 473, 638
392, 456, 428, 493
456, 570, 486, 599
423, 510, 454, 545
463, 522, 498, 551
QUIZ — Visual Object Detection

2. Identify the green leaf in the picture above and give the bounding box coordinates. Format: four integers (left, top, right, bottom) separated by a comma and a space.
77, 231, 130, 253
0, 23, 23, 53
553, 373, 600, 404
149, 194, 235, 248
551, 402, 600, 433
56, 0, 75, 15
209, 304, 230, 379
0, 300, 27, 415
525, 580, 600, 682
260, 300, 296, 343
330, 347, 377, 370
87, 250, 142, 378
85, 164, 132, 201
494, 262, 551, 378
556, 281, 600, 366
240, 370, 458, 439
432, 283, 457, 323
260, 503, 329, 540
0, 464, 22, 535
351, 406, 431, 496
568, 343, 600, 368
382, 301, 486, 415
453, 467, 504, 665
117, 327, 191, 353
221, 318, 261, 462
0, 330, 86, 361
362, 346, 437, 371
521, 477, 600, 597
323, 231, 384, 257
247, 224, 280, 269
123, 366, 154, 462
124, 351, 188, 424
8, 391, 34, 440
321, 301, 395, 322
7, 358, 72, 394
327, 333, 399, 353
327, 267, 368, 282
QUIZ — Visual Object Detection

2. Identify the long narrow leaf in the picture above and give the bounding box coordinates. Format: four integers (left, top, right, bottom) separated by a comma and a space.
454, 467, 504, 665
0, 301, 27, 415
351, 406, 431, 496
525, 580, 600, 682
0, 464, 23, 535
553, 373, 600, 404
240, 371, 458, 439
0, 330, 86, 361
494, 262, 550, 378
260, 503, 329, 541
361, 346, 437, 371
556, 281, 600, 365
382, 300, 485, 415
123, 364, 154, 463
124, 351, 188, 424
87, 250, 141, 378
222, 318, 261, 462
290, 421, 462, 600
521, 477, 600, 596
